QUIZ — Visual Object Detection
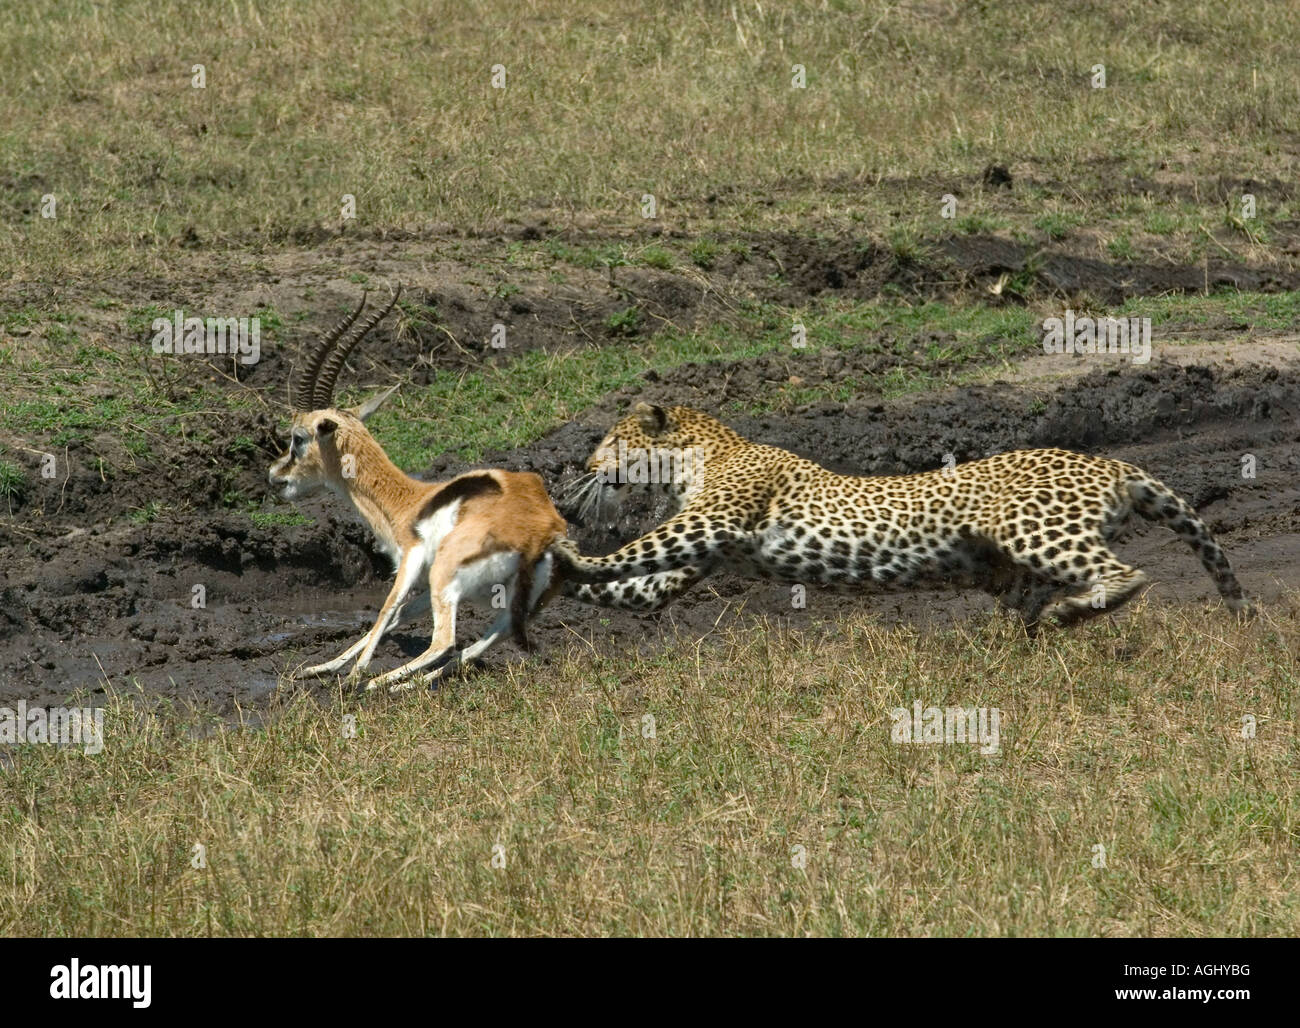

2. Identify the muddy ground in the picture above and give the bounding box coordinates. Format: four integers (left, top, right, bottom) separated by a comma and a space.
2, 229, 1298, 710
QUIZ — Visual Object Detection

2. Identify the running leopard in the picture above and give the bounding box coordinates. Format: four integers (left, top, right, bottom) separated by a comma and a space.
552, 403, 1252, 627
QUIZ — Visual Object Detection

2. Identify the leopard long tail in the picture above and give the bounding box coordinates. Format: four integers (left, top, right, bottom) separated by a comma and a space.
1125, 471, 1253, 615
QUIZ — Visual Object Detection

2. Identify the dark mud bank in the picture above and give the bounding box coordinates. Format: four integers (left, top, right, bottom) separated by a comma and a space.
2, 358, 1297, 709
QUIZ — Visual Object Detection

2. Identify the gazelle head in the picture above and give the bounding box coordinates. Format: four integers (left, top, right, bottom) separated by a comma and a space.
268, 286, 403, 501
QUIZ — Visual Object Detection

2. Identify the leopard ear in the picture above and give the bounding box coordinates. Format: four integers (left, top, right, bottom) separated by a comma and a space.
633, 402, 668, 435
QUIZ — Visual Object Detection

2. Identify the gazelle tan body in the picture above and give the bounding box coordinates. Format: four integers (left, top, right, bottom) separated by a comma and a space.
268, 287, 567, 692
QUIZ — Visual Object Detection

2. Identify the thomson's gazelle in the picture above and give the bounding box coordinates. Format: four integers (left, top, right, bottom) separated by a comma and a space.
268, 285, 568, 692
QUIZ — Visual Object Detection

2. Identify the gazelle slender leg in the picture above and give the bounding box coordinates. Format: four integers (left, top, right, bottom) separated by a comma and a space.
294, 633, 370, 679
365, 606, 462, 691
428, 608, 514, 681
295, 547, 426, 679
387, 587, 431, 633
373, 605, 512, 693
351, 547, 428, 675
288, 587, 429, 680
420, 553, 549, 687
379, 551, 556, 692
370, 552, 469, 693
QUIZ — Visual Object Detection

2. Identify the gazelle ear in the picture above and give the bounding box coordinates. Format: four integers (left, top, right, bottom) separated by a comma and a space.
349, 383, 400, 423
633, 402, 668, 435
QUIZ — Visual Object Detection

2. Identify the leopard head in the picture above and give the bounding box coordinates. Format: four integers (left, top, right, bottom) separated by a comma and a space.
560, 402, 741, 521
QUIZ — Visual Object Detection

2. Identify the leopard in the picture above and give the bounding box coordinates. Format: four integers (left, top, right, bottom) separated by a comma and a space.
551, 402, 1252, 628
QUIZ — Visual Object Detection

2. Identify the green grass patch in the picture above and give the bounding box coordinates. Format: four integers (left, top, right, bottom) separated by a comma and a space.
247, 505, 313, 529
360, 297, 1041, 465
0, 457, 25, 503
3, 290, 1294, 490
351, 289, 1300, 466
1115, 290, 1300, 330
638, 246, 674, 270
689, 239, 720, 269
1033, 212, 1087, 241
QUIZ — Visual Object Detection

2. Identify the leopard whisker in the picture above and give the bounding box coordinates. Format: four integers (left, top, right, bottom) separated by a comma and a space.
557, 472, 602, 522
558, 471, 596, 504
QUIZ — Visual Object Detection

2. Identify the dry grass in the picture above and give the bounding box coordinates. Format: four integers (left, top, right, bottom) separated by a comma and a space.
2, 597, 1296, 936
4, 0, 1299, 277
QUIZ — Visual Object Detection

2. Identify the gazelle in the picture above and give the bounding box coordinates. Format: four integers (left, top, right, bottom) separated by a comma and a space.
267, 285, 569, 692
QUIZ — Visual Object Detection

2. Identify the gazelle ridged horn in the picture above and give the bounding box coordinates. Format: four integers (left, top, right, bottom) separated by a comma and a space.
311, 283, 403, 410
290, 292, 369, 412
